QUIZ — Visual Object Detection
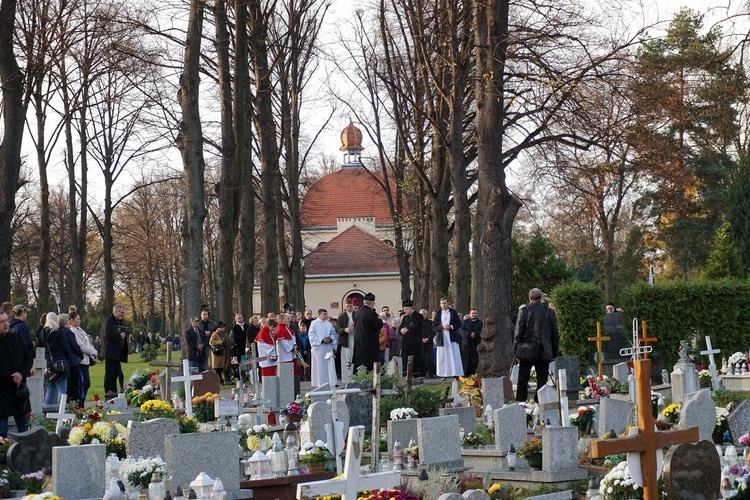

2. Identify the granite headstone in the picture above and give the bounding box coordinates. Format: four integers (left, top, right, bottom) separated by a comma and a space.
678, 389, 716, 441
165, 431, 240, 494
439, 406, 477, 434
418, 415, 463, 469
482, 378, 513, 410
126, 418, 180, 459
52, 443, 106, 500
612, 363, 630, 385
553, 356, 581, 401
493, 404, 527, 452
7, 427, 67, 474
192, 369, 221, 397
277, 362, 296, 406
663, 440, 721, 499
341, 380, 371, 429
727, 399, 750, 446
387, 418, 419, 454
542, 426, 579, 472
307, 400, 350, 443
261, 375, 280, 409
597, 397, 634, 437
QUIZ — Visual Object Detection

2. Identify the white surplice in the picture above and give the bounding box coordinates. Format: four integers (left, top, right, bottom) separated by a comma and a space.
308, 318, 339, 387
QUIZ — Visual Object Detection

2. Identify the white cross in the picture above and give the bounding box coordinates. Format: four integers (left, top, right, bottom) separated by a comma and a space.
296, 426, 400, 500
701, 336, 722, 391
171, 359, 204, 417
557, 369, 570, 427
46, 394, 76, 434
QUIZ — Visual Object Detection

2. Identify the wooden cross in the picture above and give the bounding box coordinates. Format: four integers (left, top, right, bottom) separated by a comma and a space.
239, 344, 267, 388
171, 359, 204, 417
700, 336, 722, 391
404, 355, 414, 405
639, 321, 657, 359
297, 426, 400, 500
590, 359, 699, 500
46, 394, 76, 435
149, 342, 182, 400
588, 323, 611, 378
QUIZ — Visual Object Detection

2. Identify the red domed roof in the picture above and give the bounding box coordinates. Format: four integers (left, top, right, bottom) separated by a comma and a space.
301, 167, 398, 228
340, 122, 363, 152
304, 226, 400, 276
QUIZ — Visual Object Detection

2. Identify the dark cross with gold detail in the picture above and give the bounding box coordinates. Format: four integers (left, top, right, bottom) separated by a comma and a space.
639, 321, 657, 359
588, 323, 610, 379
590, 359, 698, 500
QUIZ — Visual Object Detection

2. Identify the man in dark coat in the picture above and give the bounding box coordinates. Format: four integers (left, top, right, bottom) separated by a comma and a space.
186, 316, 208, 372
461, 309, 483, 377
103, 305, 128, 398
9, 305, 33, 351
352, 292, 383, 371
0, 311, 32, 437
398, 300, 424, 376
421, 309, 436, 378
231, 313, 251, 360
513, 288, 560, 403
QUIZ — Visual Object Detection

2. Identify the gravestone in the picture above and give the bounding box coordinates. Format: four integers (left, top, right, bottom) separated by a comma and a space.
727, 399, 750, 446
612, 363, 630, 385
459, 492, 490, 500
493, 404, 527, 452
663, 440, 721, 499
341, 381, 372, 429
165, 431, 240, 494
418, 415, 463, 469
307, 400, 350, 443
537, 384, 560, 426
386, 418, 419, 454
439, 406, 477, 434
602, 311, 628, 375
310, 383, 330, 403
107, 412, 135, 425
261, 376, 280, 409
158, 369, 182, 397
126, 418, 180, 459
597, 397, 634, 437
671, 358, 699, 405
192, 370, 221, 397
553, 356, 581, 401
7, 427, 67, 474
678, 389, 716, 441
52, 443, 106, 500
27, 376, 44, 415
278, 362, 296, 405
542, 426, 579, 472
482, 378, 513, 410
105, 394, 129, 412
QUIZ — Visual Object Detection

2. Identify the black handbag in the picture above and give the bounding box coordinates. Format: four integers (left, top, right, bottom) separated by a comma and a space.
14, 381, 30, 404
515, 341, 540, 363
211, 345, 224, 354
53, 359, 69, 373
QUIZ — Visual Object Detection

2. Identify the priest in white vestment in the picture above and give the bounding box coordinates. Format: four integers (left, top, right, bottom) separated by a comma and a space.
309, 309, 339, 387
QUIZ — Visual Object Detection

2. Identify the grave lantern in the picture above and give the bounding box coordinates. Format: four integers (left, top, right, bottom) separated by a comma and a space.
247, 450, 272, 479
209, 478, 227, 500
485, 404, 493, 427
507, 444, 517, 471
189, 472, 214, 499
148, 471, 167, 500
284, 422, 299, 444
241, 457, 253, 480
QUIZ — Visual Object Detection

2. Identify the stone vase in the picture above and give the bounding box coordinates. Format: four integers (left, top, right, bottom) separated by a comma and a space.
526, 454, 542, 470
287, 413, 302, 423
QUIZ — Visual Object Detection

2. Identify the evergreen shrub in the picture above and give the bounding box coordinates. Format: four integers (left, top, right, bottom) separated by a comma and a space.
551, 281, 605, 362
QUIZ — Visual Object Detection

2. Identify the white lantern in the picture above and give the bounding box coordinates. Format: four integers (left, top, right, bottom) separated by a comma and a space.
189, 472, 214, 498
247, 451, 273, 480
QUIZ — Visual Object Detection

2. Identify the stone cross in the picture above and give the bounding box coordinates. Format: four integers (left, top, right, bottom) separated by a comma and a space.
639, 321, 657, 359
149, 342, 182, 399
557, 369, 570, 427
46, 394, 76, 435
296, 426, 400, 500
590, 359, 699, 500
700, 336, 722, 391
588, 323, 611, 379
32, 347, 47, 375
171, 359, 204, 417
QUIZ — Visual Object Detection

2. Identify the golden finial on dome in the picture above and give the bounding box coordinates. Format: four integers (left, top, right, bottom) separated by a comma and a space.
340, 121, 364, 152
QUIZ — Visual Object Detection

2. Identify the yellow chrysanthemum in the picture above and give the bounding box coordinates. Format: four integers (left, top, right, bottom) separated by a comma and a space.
114, 423, 127, 437
93, 422, 112, 440
68, 426, 86, 446
488, 483, 501, 493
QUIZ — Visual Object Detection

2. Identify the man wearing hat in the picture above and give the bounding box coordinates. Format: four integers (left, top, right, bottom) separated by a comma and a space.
352, 292, 383, 370
186, 316, 208, 372
398, 300, 424, 376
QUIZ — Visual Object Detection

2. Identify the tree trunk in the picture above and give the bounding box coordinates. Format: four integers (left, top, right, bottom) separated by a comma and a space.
234, 0, 255, 318
249, 0, 280, 315
471, 208, 484, 317
177, 0, 207, 321
33, 90, 51, 311
0, 0, 26, 302
214, 0, 239, 325
474, 0, 521, 377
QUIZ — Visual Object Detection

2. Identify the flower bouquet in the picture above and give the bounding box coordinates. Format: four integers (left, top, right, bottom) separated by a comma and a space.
20, 494, 63, 500
569, 405, 596, 435
357, 490, 420, 500
21, 471, 45, 494
662, 403, 681, 424
715, 405, 730, 442
299, 440, 333, 472
458, 375, 483, 409
191, 392, 217, 423
0, 437, 10, 462
245, 423, 272, 452
124, 370, 160, 407
281, 402, 305, 422
140, 400, 176, 420
178, 415, 200, 434
461, 432, 486, 448
584, 377, 610, 400
390, 407, 417, 421
699, 368, 712, 387
68, 421, 127, 459
126, 457, 166, 490
599, 460, 643, 499
518, 438, 542, 469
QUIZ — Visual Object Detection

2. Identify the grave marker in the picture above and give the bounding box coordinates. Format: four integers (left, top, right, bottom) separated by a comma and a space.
126, 418, 180, 459
192, 369, 221, 397
149, 341, 181, 399
727, 399, 750, 446
700, 336, 722, 391
7, 427, 67, 474
171, 359, 204, 417
46, 394, 75, 435
542, 426, 579, 471
52, 443, 106, 500
662, 441, 721, 499
165, 431, 240, 494
297, 426, 400, 500
597, 397, 634, 437
590, 359, 699, 500
418, 415, 463, 469
440, 406, 477, 434
678, 389, 715, 441
638, 321, 657, 359
588, 323, 610, 379
493, 404, 528, 452
482, 377, 512, 410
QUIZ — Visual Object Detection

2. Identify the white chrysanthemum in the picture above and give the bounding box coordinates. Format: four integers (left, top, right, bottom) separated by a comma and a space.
253, 425, 263, 433
303, 442, 314, 450
68, 426, 86, 446
93, 422, 112, 439
114, 423, 127, 437
315, 440, 325, 448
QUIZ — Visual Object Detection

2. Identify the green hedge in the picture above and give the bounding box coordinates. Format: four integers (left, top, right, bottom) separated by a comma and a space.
619, 280, 750, 368
551, 281, 605, 362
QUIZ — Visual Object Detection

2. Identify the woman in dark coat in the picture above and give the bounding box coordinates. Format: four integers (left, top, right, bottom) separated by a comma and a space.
0, 311, 32, 437
41, 313, 72, 406
59, 314, 84, 404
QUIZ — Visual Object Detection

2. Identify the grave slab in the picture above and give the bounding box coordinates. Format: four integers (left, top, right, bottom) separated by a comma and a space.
553, 357, 581, 401
27, 376, 44, 415
387, 418, 419, 455
440, 406, 477, 434
728, 399, 750, 446
542, 426, 579, 472
678, 389, 715, 442
663, 440, 721, 499
418, 415, 463, 469
193, 369, 221, 397
126, 418, 180, 459
719, 375, 750, 392
165, 431, 240, 494
482, 378, 511, 410
278, 362, 296, 407
493, 404, 527, 453
597, 397, 634, 438
262, 376, 280, 409
612, 363, 630, 384
341, 381, 371, 429
307, 400, 350, 444
52, 443, 106, 500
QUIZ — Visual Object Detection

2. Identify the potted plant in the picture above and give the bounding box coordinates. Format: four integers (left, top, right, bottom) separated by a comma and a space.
518, 438, 543, 470
461, 432, 486, 448
281, 402, 305, 422
299, 440, 333, 473
569, 405, 596, 436
125, 457, 167, 492
714, 405, 731, 444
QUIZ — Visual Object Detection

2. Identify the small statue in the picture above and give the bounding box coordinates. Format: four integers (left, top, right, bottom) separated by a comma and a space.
679, 340, 691, 364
